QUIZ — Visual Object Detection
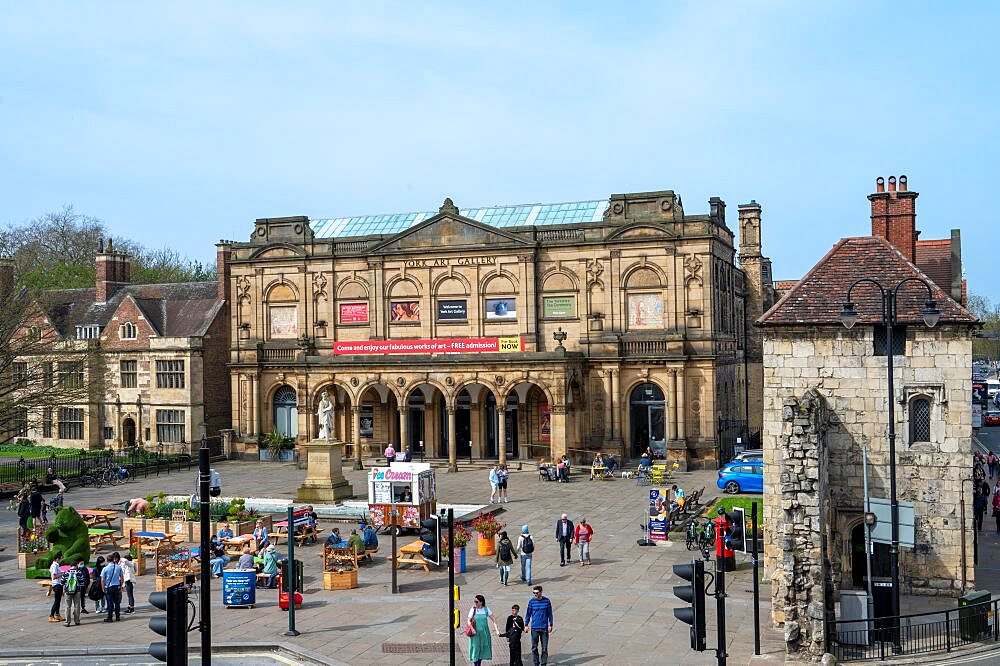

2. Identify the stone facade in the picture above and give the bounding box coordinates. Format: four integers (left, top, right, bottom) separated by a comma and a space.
225, 189, 775, 469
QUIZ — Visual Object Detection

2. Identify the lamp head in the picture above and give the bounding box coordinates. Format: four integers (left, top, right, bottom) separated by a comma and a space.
921, 300, 940, 328
840, 301, 858, 330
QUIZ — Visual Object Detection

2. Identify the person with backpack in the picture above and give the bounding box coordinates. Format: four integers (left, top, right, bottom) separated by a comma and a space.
61, 559, 84, 626
74, 559, 91, 616
16, 494, 30, 537
517, 525, 534, 585
495, 531, 518, 586
47, 552, 64, 623
500, 603, 527, 666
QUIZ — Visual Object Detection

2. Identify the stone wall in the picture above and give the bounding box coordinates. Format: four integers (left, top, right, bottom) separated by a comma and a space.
770, 388, 833, 659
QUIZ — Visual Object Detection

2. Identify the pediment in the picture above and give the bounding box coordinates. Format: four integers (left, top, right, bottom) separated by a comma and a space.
605, 224, 677, 241
247, 243, 308, 260
371, 213, 531, 254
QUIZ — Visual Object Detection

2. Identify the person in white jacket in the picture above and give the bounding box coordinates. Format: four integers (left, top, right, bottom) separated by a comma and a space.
121, 554, 137, 614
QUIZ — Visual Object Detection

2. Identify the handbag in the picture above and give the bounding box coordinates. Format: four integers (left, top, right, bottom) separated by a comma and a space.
464, 620, 476, 637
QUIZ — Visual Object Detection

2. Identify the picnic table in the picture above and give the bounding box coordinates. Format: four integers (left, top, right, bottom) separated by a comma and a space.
271, 520, 324, 547
88, 527, 123, 551
391, 539, 431, 572
134, 531, 180, 556
590, 465, 608, 480
78, 509, 119, 529
222, 534, 256, 557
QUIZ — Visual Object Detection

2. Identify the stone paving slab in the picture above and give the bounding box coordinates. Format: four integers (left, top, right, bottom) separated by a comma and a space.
0, 459, 785, 665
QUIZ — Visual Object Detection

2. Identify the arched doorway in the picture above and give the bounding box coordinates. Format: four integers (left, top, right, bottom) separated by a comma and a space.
849, 522, 890, 589
122, 418, 136, 447
630, 382, 666, 458
273, 385, 298, 438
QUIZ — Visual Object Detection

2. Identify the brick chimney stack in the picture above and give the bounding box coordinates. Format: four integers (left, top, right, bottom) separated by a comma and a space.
869, 175, 919, 263
216, 242, 232, 302
95, 239, 132, 303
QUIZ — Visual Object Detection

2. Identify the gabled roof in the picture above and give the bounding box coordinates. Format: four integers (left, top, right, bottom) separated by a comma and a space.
915, 238, 952, 294
758, 236, 977, 327
41, 282, 221, 338
369, 210, 533, 255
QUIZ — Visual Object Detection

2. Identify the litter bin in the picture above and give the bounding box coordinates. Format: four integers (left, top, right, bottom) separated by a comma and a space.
959, 590, 991, 640
280, 558, 304, 594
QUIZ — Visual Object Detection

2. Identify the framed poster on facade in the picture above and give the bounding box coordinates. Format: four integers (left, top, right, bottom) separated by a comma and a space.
539, 404, 551, 442
485, 298, 517, 321
437, 299, 467, 321
359, 405, 374, 438
390, 301, 420, 322
543, 296, 576, 318
269, 306, 298, 338
627, 293, 664, 329
339, 302, 369, 324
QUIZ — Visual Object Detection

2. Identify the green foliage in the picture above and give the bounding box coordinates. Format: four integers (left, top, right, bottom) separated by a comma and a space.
0, 441, 83, 458
968, 292, 1000, 359
260, 429, 294, 458
36, 506, 90, 570
709, 497, 763, 536
143, 495, 256, 521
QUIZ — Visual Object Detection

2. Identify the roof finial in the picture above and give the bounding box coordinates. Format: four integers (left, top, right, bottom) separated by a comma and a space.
439, 197, 459, 216
107, 238, 114, 253
99, 237, 105, 253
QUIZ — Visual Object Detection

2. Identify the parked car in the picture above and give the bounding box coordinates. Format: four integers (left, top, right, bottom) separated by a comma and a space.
732, 449, 763, 463
986, 410, 1000, 426
717, 460, 763, 494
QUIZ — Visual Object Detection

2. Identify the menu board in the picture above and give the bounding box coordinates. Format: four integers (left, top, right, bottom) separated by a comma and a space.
373, 481, 392, 504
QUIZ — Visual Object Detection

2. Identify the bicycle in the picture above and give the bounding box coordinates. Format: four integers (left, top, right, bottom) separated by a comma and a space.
79, 467, 104, 488
684, 520, 699, 550
696, 518, 715, 552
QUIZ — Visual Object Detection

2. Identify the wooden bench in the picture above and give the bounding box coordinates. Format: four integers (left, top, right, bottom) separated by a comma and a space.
683, 487, 706, 514
294, 526, 324, 545
364, 546, 379, 561
255, 572, 273, 588
88, 528, 123, 551
391, 539, 431, 572
271, 507, 317, 546
37, 579, 53, 596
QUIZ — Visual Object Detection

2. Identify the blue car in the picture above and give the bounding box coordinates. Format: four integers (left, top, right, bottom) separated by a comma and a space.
717, 460, 763, 494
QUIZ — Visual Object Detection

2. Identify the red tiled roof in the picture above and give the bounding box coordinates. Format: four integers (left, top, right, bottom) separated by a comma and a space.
915, 238, 952, 294
758, 236, 977, 326
773, 280, 799, 290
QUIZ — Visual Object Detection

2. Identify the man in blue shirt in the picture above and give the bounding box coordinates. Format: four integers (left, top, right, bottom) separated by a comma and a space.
325, 527, 348, 548
524, 585, 554, 666
100, 552, 124, 622
362, 523, 379, 550
217, 522, 234, 540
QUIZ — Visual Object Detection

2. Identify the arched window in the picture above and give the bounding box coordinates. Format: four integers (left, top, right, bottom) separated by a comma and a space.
120, 322, 137, 340
909, 397, 931, 444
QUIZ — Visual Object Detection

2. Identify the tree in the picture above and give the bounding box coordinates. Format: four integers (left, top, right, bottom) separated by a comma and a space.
967, 292, 1000, 360
0, 206, 214, 290
0, 289, 107, 444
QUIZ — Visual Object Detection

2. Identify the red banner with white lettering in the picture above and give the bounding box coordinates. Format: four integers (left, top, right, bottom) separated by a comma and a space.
332, 337, 523, 355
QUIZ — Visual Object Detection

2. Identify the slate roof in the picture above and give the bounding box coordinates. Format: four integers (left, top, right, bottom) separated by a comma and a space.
914, 239, 952, 294
41, 282, 221, 338
758, 236, 977, 327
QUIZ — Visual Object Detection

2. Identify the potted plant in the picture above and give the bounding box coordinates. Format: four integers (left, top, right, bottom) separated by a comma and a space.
17, 527, 48, 569
442, 524, 472, 573
470, 513, 506, 557
259, 430, 295, 462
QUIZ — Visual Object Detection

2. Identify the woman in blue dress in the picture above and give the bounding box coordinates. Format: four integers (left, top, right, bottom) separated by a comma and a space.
467, 593, 500, 665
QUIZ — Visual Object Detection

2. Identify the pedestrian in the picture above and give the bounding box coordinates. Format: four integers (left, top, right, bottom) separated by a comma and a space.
989, 452, 998, 479
496, 530, 518, 586
993, 489, 1000, 534
466, 594, 500, 666
121, 555, 136, 613
501, 603, 526, 666
48, 552, 64, 623
101, 552, 123, 622
554, 513, 574, 567
489, 465, 500, 504
574, 517, 594, 566
16, 493, 30, 537
209, 536, 229, 577
517, 525, 534, 585
46, 467, 67, 494
62, 558, 84, 626
974, 486, 987, 532
497, 464, 510, 503
91, 556, 107, 614
524, 585, 554, 666
29, 485, 44, 529
384, 443, 396, 466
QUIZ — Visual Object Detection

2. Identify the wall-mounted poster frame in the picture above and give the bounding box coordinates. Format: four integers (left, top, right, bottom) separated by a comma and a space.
437, 299, 467, 321
485, 297, 517, 321
339, 302, 369, 324
390, 301, 420, 322
627, 293, 663, 328
269, 305, 298, 338
542, 296, 576, 319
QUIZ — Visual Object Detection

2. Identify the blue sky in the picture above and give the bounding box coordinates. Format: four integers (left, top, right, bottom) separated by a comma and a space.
2, 2, 998, 302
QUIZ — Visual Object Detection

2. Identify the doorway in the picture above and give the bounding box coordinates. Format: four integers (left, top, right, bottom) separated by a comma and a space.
849, 522, 891, 589
407, 392, 425, 453
122, 418, 136, 447
273, 385, 298, 438
455, 391, 472, 458
630, 382, 666, 458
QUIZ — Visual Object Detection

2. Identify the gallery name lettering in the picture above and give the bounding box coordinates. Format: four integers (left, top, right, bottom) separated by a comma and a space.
402, 256, 496, 268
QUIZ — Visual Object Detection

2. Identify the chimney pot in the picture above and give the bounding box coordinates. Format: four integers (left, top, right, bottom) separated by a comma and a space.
876, 177, 885, 193
888, 176, 897, 192
899, 175, 907, 191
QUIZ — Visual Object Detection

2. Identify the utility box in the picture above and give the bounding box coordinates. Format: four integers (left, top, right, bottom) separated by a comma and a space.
838, 590, 871, 645
959, 590, 991, 640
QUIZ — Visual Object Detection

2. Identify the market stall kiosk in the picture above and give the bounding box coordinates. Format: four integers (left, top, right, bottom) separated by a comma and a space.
367, 463, 436, 529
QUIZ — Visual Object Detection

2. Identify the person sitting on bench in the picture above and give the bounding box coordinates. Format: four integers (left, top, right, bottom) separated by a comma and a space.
325, 527, 348, 548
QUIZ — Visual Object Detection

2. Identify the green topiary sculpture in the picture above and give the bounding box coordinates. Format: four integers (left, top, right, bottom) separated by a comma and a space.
35, 506, 91, 570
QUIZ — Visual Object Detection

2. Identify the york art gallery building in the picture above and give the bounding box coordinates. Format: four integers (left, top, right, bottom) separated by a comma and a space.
222, 188, 775, 470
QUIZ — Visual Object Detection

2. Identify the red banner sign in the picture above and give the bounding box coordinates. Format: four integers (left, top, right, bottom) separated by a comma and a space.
333, 337, 523, 355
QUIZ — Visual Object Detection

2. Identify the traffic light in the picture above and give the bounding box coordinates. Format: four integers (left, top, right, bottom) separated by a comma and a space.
419, 515, 441, 565
148, 583, 188, 665
728, 508, 746, 553
673, 559, 706, 651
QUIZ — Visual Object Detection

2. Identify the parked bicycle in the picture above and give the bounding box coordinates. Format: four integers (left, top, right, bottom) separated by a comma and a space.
79, 467, 104, 488
696, 518, 715, 552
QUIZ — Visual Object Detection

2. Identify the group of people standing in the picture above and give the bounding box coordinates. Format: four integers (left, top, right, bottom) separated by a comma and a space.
489, 465, 511, 503
48, 550, 135, 626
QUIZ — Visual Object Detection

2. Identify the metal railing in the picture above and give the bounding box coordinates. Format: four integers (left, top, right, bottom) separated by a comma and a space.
827, 598, 999, 661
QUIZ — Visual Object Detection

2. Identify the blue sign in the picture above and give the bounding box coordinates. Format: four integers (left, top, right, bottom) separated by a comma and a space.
222, 569, 257, 607
648, 489, 669, 541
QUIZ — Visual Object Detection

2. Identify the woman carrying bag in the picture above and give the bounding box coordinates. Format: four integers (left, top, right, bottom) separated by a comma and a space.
495, 531, 518, 586
466, 594, 500, 666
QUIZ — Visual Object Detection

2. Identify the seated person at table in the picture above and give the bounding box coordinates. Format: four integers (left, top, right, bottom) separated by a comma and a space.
590, 454, 604, 479
238, 546, 255, 570
669, 484, 686, 513
209, 537, 229, 577
261, 545, 279, 588
325, 527, 348, 548
604, 454, 617, 476
362, 523, 379, 550
639, 453, 652, 470
217, 522, 234, 540
252, 520, 269, 550
347, 529, 365, 555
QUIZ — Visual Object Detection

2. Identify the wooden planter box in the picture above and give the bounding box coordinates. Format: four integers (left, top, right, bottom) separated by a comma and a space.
155, 574, 198, 592
122, 516, 269, 544
18, 551, 43, 570
323, 569, 358, 590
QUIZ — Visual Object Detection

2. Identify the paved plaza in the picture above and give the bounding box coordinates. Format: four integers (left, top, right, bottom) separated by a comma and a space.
1, 459, 785, 665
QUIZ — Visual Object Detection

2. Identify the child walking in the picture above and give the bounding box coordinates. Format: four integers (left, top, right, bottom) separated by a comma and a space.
500, 603, 526, 666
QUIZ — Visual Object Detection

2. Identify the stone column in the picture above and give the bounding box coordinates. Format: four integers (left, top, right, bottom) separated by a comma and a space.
470, 403, 481, 459
498, 408, 507, 465
296, 438, 354, 503
220, 429, 234, 459
677, 369, 686, 441
611, 369, 621, 443
447, 406, 458, 472
398, 407, 408, 452
550, 404, 567, 459
351, 406, 363, 470
668, 370, 679, 441
602, 371, 614, 442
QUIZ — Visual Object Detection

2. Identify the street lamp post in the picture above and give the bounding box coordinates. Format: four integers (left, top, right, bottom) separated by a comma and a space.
840, 277, 940, 647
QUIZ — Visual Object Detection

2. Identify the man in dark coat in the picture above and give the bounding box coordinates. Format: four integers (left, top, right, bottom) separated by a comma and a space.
554, 513, 574, 567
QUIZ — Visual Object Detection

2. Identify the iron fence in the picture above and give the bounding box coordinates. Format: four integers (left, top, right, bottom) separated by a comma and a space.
827, 598, 998, 661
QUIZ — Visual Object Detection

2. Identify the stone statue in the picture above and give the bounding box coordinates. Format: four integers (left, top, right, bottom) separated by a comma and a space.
317, 390, 334, 441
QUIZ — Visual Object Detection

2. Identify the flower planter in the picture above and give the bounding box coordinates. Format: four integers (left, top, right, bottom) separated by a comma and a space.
452, 547, 467, 573
477, 535, 496, 557
122, 516, 269, 544
18, 551, 44, 570
155, 573, 197, 592
323, 569, 358, 590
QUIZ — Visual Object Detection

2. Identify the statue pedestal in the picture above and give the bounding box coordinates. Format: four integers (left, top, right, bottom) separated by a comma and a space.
296, 439, 354, 503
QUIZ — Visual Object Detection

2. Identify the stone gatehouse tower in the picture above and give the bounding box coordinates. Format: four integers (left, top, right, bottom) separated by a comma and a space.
223, 188, 775, 469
